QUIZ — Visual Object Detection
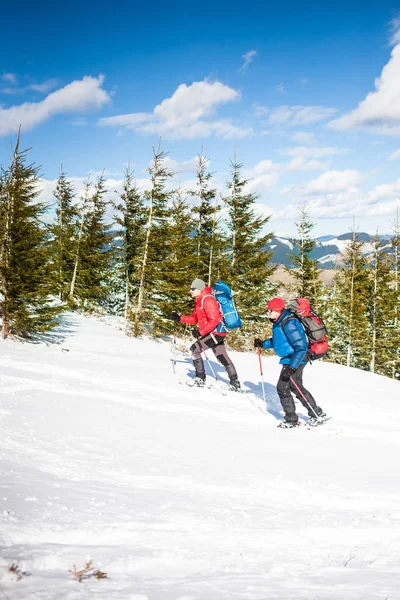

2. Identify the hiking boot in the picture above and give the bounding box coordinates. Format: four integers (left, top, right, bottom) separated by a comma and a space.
229, 378, 241, 392
277, 420, 299, 429
308, 412, 326, 425
193, 376, 206, 387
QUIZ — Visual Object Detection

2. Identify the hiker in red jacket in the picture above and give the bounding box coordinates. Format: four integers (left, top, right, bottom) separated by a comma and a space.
171, 278, 240, 390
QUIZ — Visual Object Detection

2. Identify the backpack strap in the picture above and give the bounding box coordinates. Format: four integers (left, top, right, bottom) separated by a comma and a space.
200, 294, 213, 309
200, 294, 225, 330
281, 315, 297, 331
281, 314, 311, 361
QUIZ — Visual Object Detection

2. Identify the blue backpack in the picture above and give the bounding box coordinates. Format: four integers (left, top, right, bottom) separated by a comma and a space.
212, 280, 242, 331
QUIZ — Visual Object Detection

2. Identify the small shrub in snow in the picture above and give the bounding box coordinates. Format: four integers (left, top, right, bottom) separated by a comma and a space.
8, 563, 23, 581
69, 559, 108, 583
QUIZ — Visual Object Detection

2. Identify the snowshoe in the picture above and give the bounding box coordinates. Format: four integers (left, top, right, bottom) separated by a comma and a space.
229, 379, 241, 392
307, 413, 331, 427
277, 420, 300, 429
186, 376, 206, 388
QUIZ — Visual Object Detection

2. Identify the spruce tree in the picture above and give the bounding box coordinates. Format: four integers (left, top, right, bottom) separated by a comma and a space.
388, 211, 400, 379
367, 232, 394, 377
191, 152, 218, 284
71, 174, 114, 309
330, 228, 370, 369
0, 136, 59, 338
48, 169, 78, 301
133, 144, 174, 336
111, 165, 147, 324
285, 207, 322, 308
222, 157, 276, 350
69, 180, 91, 302
157, 186, 197, 332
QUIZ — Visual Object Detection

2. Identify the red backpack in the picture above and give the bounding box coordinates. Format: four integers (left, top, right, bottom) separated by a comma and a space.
284, 298, 329, 360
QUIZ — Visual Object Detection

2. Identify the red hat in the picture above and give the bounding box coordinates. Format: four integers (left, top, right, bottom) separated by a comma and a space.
267, 297, 286, 312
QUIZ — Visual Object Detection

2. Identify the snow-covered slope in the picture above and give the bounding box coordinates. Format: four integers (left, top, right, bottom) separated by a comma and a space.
1, 314, 400, 599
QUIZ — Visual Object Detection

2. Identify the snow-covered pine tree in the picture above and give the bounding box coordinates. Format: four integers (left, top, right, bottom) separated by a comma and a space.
133, 145, 174, 336
157, 186, 197, 334
285, 206, 323, 309
110, 165, 147, 323
0, 136, 59, 338
48, 169, 79, 301
367, 231, 395, 377
72, 173, 114, 310
190, 152, 220, 284
222, 156, 276, 350
330, 227, 370, 369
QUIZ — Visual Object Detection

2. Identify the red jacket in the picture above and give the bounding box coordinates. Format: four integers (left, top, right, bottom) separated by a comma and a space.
180, 286, 225, 337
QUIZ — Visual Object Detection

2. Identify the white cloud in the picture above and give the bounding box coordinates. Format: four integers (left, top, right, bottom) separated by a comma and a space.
245, 172, 280, 196
286, 157, 328, 171
243, 159, 279, 178
243, 155, 328, 178
157, 156, 199, 175
253, 104, 269, 117
281, 170, 367, 197
281, 145, 347, 158
71, 117, 88, 126
291, 131, 316, 144
0, 75, 110, 136
239, 50, 257, 71
276, 172, 400, 219
267, 105, 337, 126
328, 41, 400, 135
291, 106, 338, 125
99, 80, 252, 140
1, 79, 59, 95
389, 148, 400, 160
389, 16, 400, 46
1, 73, 17, 83
28, 79, 59, 93
240, 160, 280, 196
275, 83, 285, 93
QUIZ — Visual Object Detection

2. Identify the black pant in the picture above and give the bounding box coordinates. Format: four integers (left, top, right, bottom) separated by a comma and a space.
276, 363, 322, 423
191, 333, 238, 382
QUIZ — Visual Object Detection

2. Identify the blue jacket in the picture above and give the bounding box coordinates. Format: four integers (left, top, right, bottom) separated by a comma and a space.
262, 309, 308, 368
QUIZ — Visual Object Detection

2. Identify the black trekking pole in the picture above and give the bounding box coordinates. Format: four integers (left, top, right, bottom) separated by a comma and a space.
289, 376, 319, 419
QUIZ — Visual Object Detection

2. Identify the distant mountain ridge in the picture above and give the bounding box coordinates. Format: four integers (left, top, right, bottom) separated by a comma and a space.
268, 232, 395, 269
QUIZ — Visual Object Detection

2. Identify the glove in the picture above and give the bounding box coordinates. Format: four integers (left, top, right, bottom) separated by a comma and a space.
191, 329, 201, 339
280, 365, 296, 383
254, 338, 264, 348
171, 311, 181, 322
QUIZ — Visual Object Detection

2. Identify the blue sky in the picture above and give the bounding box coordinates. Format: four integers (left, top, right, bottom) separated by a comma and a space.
2, 0, 400, 236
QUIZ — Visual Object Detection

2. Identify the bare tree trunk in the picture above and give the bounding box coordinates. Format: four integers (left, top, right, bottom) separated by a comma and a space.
134, 189, 153, 333
392, 208, 399, 327
58, 170, 63, 301
196, 151, 205, 265
0, 142, 17, 340
346, 229, 356, 368
69, 182, 91, 299
369, 233, 379, 372
207, 197, 219, 286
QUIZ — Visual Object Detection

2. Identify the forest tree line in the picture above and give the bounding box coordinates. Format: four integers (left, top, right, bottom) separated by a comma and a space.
0, 136, 399, 380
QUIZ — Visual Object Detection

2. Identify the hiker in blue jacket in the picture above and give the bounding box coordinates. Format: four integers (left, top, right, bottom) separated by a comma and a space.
254, 297, 325, 428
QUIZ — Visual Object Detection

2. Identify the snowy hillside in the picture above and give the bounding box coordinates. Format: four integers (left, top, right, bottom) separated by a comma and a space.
1, 314, 400, 600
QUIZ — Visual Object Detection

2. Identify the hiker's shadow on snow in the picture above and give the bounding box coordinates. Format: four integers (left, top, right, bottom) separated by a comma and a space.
243, 380, 283, 419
